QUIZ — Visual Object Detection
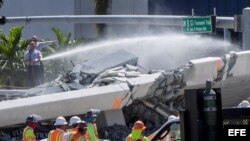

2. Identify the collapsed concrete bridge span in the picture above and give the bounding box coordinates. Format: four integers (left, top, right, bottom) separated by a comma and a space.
1, 50, 250, 128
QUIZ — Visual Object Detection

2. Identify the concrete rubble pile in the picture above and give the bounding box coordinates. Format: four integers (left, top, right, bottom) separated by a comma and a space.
0, 50, 141, 101
98, 124, 130, 141
23, 49, 141, 97
123, 100, 168, 134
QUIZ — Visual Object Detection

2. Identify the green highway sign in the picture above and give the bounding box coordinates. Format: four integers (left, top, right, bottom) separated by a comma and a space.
182, 16, 214, 33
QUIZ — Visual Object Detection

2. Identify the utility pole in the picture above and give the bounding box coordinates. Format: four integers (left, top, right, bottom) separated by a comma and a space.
242, 7, 250, 50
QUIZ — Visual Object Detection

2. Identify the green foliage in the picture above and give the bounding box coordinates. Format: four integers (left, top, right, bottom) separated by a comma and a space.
95, 0, 109, 15
51, 27, 76, 50
0, 26, 28, 88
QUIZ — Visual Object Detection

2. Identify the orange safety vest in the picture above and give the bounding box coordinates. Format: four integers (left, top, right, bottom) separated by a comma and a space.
69, 131, 88, 141
22, 126, 36, 141
47, 129, 65, 141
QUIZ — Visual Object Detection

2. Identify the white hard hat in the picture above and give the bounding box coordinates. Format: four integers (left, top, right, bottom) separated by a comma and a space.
238, 100, 250, 108
69, 116, 81, 125
54, 116, 68, 126
168, 115, 177, 121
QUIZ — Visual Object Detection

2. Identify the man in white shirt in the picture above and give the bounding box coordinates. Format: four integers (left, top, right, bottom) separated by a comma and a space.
24, 41, 42, 87
29, 36, 56, 84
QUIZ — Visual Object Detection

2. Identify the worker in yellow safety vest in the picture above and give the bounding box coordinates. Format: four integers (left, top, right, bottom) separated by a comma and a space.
47, 116, 68, 141
23, 114, 40, 141
67, 116, 81, 133
68, 121, 88, 141
84, 111, 99, 141
126, 120, 149, 141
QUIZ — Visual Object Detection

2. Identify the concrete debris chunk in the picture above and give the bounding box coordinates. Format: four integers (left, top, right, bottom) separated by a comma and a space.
101, 70, 125, 78
71, 64, 82, 74
108, 66, 124, 71
125, 64, 139, 71
93, 77, 117, 85
24, 82, 64, 96
81, 49, 138, 74
73, 49, 138, 86
68, 83, 84, 90
125, 71, 142, 77
59, 82, 71, 91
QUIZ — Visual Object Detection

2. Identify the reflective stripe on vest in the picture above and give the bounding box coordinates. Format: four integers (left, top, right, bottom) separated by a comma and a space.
47, 129, 64, 141
67, 128, 78, 133
23, 126, 36, 141
69, 131, 87, 141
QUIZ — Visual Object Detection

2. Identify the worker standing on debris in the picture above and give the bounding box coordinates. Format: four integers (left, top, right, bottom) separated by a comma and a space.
24, 41, 42, 87
67, 121, 88, 141
85, 111, 99, 141
48, 116, 68, 141
67, 116, 81, 133
29, 35, 55, 84
126, 120, 149, 141
23, 114, 40, 141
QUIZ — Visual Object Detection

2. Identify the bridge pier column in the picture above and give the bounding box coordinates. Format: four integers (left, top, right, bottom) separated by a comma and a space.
242, 7, 250, 50
96, 109, 126, 128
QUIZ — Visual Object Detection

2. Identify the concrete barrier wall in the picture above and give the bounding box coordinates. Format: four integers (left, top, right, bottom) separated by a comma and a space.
184, 57, 223, 86
184, 51, 250, 86
231, 51, 250, 76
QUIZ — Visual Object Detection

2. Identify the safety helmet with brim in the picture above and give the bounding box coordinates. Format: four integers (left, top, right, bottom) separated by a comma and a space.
54, 116, 68, 126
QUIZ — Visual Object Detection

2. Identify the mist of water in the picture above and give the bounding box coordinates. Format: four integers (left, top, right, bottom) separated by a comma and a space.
42, 33, 237, 70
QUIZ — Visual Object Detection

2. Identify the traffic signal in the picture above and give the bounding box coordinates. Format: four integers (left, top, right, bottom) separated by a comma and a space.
0, 16, 6, 25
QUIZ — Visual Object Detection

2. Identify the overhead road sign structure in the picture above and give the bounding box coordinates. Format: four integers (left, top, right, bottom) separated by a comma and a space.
182, 16, 215, 33
4, 15, 233, 29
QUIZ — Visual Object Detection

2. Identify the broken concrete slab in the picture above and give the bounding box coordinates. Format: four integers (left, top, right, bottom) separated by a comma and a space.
80, 49, 138, 75
25, 82, 64, 96
0, 83, 130, 127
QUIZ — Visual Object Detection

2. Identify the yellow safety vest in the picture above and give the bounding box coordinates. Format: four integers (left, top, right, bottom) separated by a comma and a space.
86, 123, 99, 141
69, 131, 88, 141
23, 126, 36, 141
126, 134, 149, 141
